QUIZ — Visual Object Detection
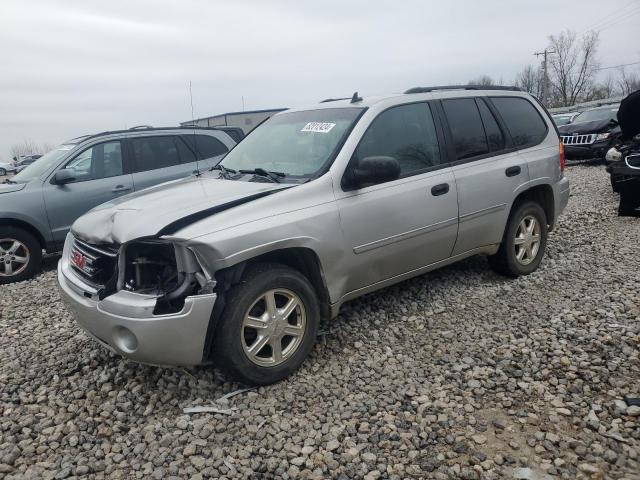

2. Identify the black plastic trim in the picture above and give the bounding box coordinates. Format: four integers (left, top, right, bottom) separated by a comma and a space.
405, 85, 521, 94
156, 189, 289, 237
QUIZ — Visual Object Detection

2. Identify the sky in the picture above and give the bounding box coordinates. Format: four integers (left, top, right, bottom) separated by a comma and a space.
1, 0, 639, 160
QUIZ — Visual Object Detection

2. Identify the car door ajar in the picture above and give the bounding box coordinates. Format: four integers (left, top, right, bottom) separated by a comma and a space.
438, 97, 530, 255
43, 140, 134, 244
334, 102, 459, 295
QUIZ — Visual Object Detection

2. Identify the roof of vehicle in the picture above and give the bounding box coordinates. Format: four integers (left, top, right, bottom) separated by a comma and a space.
284, 85, 528, 113
63, 126, 236, 146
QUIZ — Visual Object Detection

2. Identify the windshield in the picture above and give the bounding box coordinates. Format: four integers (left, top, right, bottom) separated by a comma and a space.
11, 145, 74, 183
219, 108, 364, 180
573, 107, 618, 124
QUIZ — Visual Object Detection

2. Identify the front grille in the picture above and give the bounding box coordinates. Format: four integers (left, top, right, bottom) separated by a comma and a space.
70, 239, 118, 287
561, 134, 596, 146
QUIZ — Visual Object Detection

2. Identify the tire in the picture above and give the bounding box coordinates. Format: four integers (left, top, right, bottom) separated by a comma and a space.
488, 201, 548, 278
0, 226, 42, 284
0, 168, 6, 176
213, 263, 320, 385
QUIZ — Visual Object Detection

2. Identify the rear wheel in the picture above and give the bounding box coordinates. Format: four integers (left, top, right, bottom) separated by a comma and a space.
213, 263, 320, 385
0, 227, 42, 284
489, 201, 548, 278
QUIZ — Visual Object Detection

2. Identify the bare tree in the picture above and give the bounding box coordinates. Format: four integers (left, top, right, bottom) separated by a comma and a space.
547, 30, 600, 107
617, 67, 640, 95
467, 75, 496, 86
515, 65, 544, 98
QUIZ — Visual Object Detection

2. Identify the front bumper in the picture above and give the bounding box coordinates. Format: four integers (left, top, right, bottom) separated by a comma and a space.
57, 246, 216, 367
564, 140, 609, 160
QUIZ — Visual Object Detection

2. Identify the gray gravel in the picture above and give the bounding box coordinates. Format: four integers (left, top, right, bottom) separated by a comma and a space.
1, 165, 639, 479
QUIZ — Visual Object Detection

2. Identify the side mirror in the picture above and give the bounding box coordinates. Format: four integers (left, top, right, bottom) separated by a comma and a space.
52, 169, 76, 185
347, 156, 401, 188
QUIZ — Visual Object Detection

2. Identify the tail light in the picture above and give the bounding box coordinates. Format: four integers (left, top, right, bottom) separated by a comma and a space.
559, 142, 566, 173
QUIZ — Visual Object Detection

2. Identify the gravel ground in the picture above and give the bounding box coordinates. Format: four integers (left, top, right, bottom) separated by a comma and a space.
1, 165, 639, 480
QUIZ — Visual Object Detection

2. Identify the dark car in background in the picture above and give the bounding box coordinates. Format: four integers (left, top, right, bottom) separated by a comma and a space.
558, 105, 620, 161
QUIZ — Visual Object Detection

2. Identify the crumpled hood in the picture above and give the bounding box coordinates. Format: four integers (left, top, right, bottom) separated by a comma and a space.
558, 119, 614, 135
0, 182, 26, 194
71, 174, 288, 245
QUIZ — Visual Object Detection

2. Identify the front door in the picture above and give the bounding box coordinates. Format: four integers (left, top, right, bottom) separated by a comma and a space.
335, 102, 459, 294
43, 140, 134, 244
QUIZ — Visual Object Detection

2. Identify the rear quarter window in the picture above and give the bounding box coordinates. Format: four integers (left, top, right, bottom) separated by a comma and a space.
490, 97, 548, 148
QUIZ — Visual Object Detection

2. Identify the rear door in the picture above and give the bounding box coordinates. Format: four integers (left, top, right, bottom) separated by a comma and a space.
128, 135, 198, 192
335, 101, 459, 294
438, 96, 530, 255
43, 140, 134, 243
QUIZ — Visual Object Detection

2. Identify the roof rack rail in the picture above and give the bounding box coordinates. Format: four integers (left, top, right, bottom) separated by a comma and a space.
129, 125, 153, 130
320, 97, 350, 103
404, 85, 521, 94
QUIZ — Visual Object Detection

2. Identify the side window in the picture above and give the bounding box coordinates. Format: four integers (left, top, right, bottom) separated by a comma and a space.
130, 136, 182, 173
476, 99, 505, 152
176, 138, 197, 164
181, 135, 229, 160
490, 97, 548, 148
442, 98, 489, 160
64, 141, 123, 182
354, 102, 442, 177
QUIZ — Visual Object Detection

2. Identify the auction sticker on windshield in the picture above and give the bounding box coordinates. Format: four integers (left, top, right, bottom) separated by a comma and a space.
301, 122, 336, 133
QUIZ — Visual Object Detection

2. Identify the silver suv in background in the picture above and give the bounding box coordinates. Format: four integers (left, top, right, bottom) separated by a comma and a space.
0, 126, 237, 283
58, 86, 570, 384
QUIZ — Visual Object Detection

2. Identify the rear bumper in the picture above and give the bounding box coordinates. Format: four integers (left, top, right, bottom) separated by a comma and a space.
57, 250, 216, 367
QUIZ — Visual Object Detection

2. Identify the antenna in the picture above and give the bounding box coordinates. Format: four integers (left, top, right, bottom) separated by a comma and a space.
350, 91, 363, 103
189, 80, 201, 176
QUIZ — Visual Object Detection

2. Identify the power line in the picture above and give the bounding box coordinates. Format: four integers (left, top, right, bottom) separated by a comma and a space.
592, 5, 640, 32
580, 0, 640, 33
594, 60, 640, 71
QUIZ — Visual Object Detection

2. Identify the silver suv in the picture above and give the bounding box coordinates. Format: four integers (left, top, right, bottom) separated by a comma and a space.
0, 126, 237, 283
57, 86, 570, 384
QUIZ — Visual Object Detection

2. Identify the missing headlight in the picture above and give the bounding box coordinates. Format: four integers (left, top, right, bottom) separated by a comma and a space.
121, 241, 201, 314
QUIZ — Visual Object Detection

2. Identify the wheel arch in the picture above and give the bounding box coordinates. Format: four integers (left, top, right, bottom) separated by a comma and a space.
203, 246, 331, 361
511, 183, 555, 231
0, 218, 47, 250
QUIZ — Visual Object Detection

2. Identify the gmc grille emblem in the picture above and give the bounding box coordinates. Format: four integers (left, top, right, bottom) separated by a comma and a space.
71, 250, 87, 270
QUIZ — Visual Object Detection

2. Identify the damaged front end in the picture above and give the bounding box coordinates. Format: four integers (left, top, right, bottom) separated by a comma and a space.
58, 233, 217, 366
118, 239, 216, 315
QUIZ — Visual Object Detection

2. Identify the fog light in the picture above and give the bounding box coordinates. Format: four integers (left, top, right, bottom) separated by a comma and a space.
112, 326, 138, 353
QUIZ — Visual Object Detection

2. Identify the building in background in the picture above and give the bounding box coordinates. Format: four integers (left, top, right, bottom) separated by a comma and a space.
181, 108, 287, 134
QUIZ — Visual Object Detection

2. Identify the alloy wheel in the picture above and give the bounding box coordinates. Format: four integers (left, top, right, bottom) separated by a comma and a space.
514, 215, 541, 266
0, 238, 30, 277
241, 288, 306, 367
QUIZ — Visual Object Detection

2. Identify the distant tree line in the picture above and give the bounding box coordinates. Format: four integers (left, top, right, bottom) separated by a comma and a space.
9, 139, 56, 161
469, 30, 639, 108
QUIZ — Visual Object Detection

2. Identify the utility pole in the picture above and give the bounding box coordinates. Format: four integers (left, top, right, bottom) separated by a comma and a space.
534, 48, 555, 105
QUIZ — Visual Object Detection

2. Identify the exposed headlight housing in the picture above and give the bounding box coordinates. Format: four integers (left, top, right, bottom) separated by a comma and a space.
605, 147, 622, 162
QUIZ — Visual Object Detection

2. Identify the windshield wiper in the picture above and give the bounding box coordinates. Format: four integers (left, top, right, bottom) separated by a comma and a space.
209, 164, 236, 179
239, 168, 285, 183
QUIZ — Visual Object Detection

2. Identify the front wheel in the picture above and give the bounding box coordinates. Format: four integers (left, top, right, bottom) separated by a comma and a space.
213, 263, 320, 385
489, 201, 548, 278
0, 227, 42, 284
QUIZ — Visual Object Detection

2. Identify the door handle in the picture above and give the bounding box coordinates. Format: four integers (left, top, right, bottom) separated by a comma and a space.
505, 166, 521, 177
112, 185, 132, 193
431, 183, 449, 196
